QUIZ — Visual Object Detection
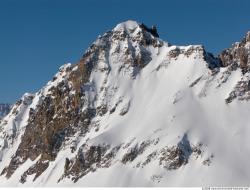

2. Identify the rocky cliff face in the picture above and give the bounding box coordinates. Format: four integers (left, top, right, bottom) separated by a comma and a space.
218, 32, 250, 103
0, 20, 250, 187
219, 32, 250, 73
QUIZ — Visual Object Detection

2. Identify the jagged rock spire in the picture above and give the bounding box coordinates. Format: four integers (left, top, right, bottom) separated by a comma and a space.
219, 31, 250, 73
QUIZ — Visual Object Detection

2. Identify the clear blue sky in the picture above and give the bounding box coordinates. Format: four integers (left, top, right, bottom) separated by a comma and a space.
1, 0, 250, 103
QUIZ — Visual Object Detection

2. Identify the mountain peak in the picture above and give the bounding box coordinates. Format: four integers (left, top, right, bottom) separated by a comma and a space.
113, 20, 159, 38
2, 21, 250, 186
80, 20, 164, 78
113, 20, 139, 32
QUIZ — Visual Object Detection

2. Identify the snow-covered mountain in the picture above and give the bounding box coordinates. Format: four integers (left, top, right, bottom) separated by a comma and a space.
0, 104, 11, 120
1, 20, 250, 187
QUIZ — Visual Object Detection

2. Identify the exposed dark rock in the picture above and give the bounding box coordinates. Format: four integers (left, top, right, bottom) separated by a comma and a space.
109, 106, 116, 114
218, 31, 250, 74
202, 154, 214, 166
225, 80, 250, 103
99, 145, 121, 168
159, 134, 192, 170
168, 47, 181, 58
151, 25, 159, 38
139, 23, 159, 38
122, 146, 140, 164
20, 160, 49, 184
141, 151, 158, 167
60, 144, 110, 183
96, 105, 108, 116
64, 158, 71, 172
121, 140, 152, 164
189, 76, 202, 87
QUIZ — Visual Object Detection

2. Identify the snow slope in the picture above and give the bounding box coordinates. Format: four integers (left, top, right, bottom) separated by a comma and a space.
0, 20, 250, 187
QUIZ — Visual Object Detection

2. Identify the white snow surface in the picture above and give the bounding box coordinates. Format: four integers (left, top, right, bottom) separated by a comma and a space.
0, 20, 250, 187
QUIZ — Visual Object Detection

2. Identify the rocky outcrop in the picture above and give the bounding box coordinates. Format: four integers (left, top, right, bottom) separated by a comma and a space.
61, 144, 109, 182
225, 80, 250, 103
139, 23, 159, 38
219, 32, 250, 73
215, 31, 250, 103
159, 134, 192, 170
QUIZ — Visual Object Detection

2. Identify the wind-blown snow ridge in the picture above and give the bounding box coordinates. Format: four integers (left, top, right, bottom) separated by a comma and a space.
114, 20, 139, 32
0, 20, 250, 187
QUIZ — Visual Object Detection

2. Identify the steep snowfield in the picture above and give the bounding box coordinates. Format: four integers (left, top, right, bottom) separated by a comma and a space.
1, 20, 250, 187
